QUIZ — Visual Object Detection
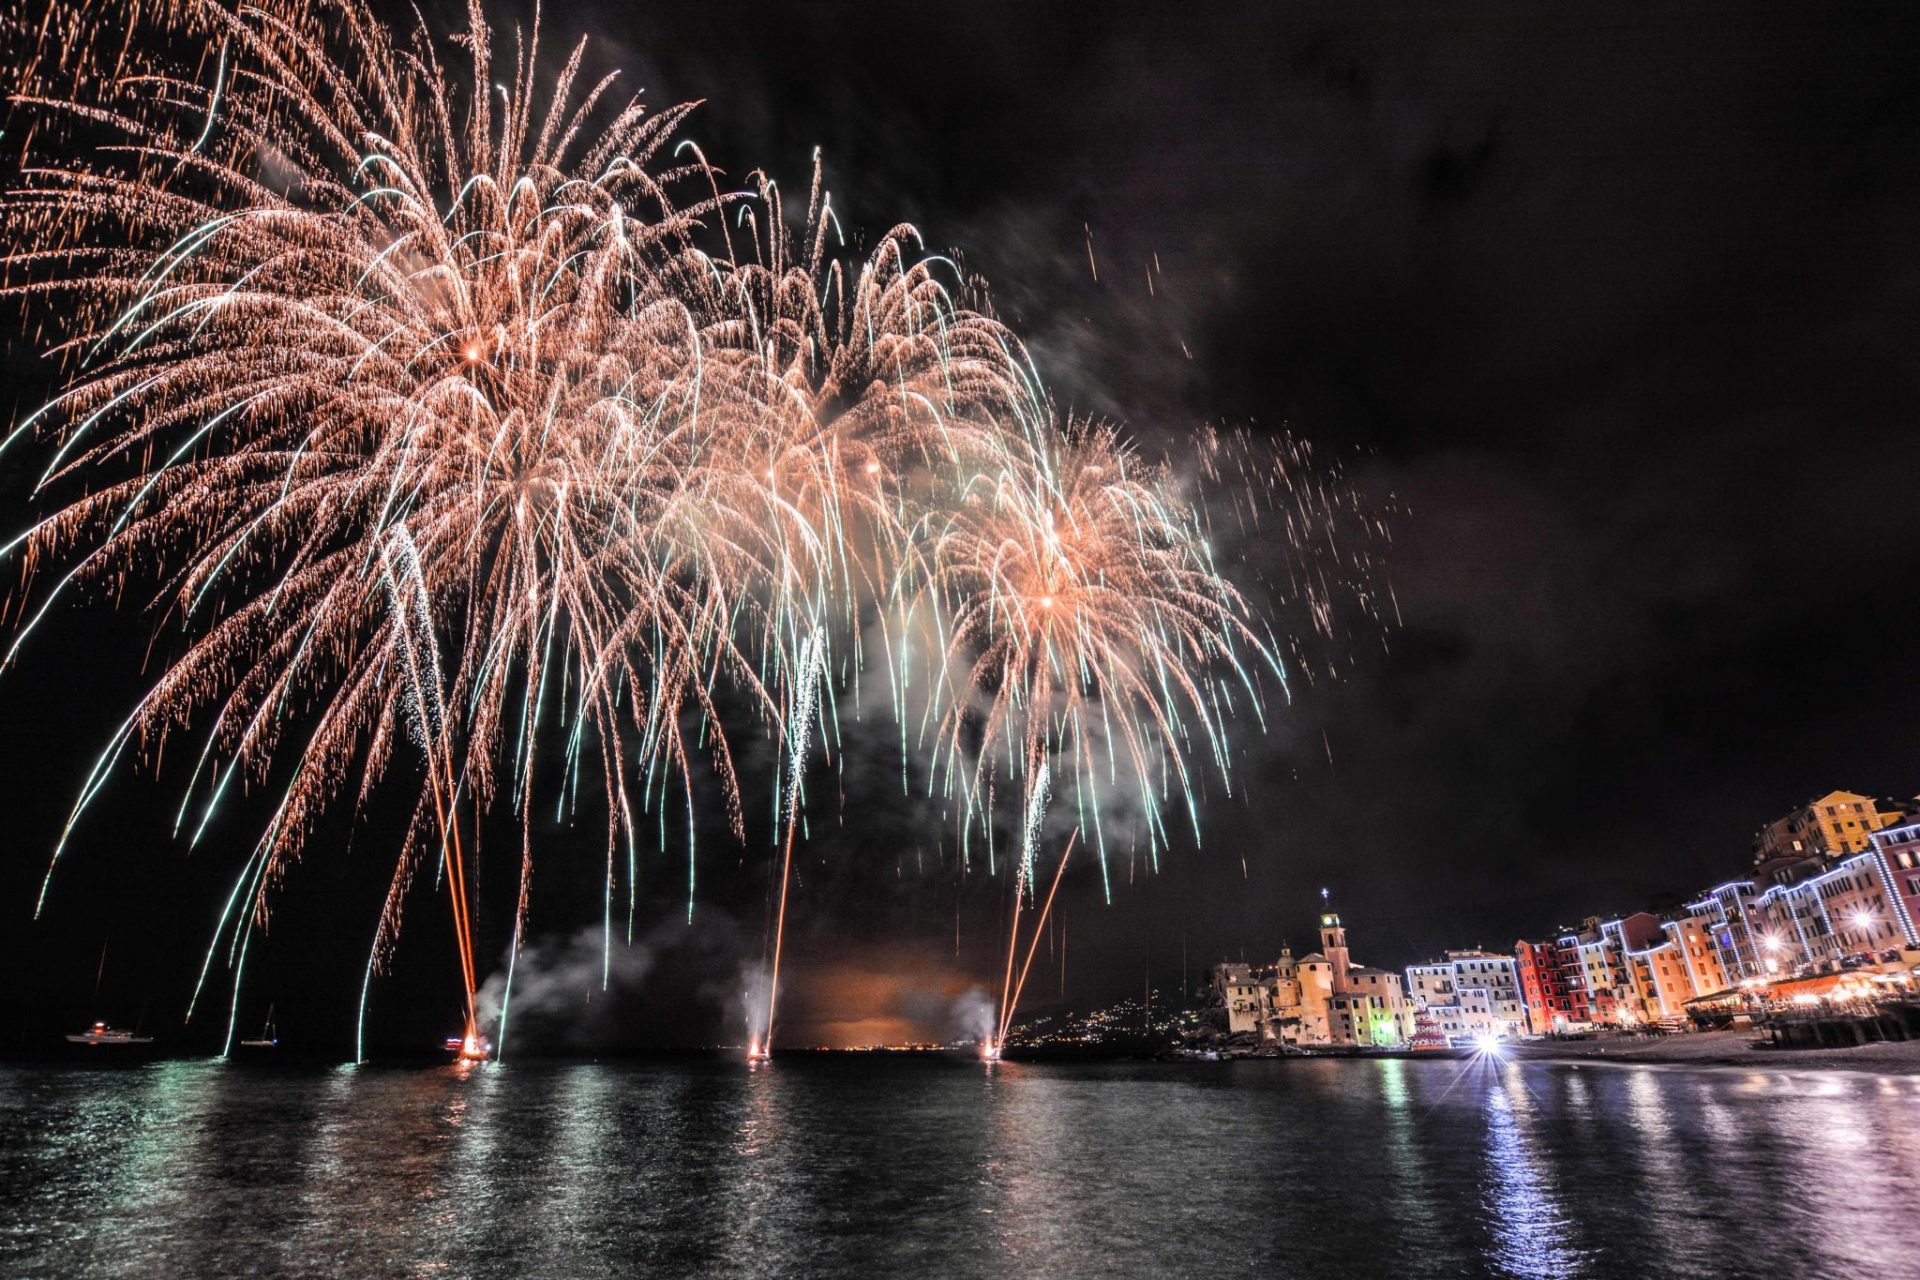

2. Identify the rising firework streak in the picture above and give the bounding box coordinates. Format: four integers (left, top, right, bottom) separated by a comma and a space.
1, 0, 1383, 1056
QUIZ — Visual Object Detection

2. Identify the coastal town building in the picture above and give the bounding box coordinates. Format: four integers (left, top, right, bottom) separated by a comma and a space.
1754, 849, 1920, 969
1602, 915, 1669, 1023
1684, 881, 1765, 980
1274, 909, 1416, 1047
1869, 818, 1920, 948
1660, 916, 1730, 1003
1564, 920, 1619, 1025
1212, 963, 1270, 1036
1209, 901, 1415, 1049
1551, 935, 1595, 1026
1570, 925, 1617, 1023
1751, 790, 1905, 885
1404, 962, 1454, 1012
1515, 939, 1583, 1033
1515, 916, 1729, 1028
1624, 938, 1702, 1021
1200, 788, 1920, 1056
1402, 949, 1526, 1042
1403, 962, 1470, 1041
1542, 914, 1664, 1026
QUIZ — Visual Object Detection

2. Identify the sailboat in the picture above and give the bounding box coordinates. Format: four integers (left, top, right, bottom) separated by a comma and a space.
66, 938, 154, 1049
237, 1004, 278, 1051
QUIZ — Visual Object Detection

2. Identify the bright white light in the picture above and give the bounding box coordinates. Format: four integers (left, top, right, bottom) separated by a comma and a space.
1473, 1032, 1505, 1057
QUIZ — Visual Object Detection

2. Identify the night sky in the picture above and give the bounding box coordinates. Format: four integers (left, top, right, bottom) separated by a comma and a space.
4, 0, 1919, 1050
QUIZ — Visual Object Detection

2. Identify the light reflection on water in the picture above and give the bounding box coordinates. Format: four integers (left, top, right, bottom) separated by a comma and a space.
1481, 1069, 1585, 1279
2, 1056, 1917, 1278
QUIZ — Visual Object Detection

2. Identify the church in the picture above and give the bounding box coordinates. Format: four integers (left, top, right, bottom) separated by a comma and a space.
1215, 896, 1417, 1048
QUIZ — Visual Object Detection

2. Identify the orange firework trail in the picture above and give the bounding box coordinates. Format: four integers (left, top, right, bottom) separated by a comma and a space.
1, 0, 1377, 1058
992, 829, 1076, 1057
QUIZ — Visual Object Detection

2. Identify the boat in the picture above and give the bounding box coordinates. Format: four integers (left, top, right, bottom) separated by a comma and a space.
444, 1031, 492, 1061
237, 1004, 278, 1050
66, 1021, 153, 1047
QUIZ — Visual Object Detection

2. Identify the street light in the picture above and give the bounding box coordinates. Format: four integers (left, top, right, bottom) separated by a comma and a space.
1849, 909, 1881, 959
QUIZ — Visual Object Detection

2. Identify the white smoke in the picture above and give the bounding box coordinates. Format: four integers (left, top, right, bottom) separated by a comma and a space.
739, 959, 772, 1048
475, 926, 659, 1052
948, 984, 997, 1047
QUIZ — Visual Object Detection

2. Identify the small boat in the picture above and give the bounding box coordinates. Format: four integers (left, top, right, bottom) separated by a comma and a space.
66, 1021, 153, 1047
237, 1005, 278, 1050
444, 1031, 491, 1061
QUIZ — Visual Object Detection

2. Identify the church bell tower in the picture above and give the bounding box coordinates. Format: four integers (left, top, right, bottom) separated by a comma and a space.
1319, 888, 1351, 994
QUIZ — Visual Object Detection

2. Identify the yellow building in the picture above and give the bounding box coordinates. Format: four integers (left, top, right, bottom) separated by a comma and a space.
1269, 907, 1416, 1048
1753, 790, 1905, 882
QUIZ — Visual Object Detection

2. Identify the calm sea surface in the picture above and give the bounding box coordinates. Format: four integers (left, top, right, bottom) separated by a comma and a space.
2, 1055, 1918, 1278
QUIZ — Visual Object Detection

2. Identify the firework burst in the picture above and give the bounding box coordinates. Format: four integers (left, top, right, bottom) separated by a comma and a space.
2, 0, 1376, 1057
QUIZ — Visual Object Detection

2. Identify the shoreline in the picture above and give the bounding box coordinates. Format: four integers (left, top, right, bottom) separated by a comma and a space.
1506, 1028, 1920, 1075
13, 1031, 1920, 1075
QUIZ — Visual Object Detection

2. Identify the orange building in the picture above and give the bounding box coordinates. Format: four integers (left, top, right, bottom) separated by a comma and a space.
1661, 915, 1731, 998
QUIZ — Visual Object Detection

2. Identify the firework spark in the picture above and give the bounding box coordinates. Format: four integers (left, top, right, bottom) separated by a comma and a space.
1, 0, 1381, 1057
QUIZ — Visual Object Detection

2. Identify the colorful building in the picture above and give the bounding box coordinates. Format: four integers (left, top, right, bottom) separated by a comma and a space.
1403, 949, 1527, 1042
1211, 901, 1415, 1049
1553, 914, 1664, 1026
1754, 849, 1920, 968
1624, 934, 1713, 1022
1751, 790, 1905, 885
1209, 789, 1920, 1050
1559, 923, 1617, 1026
1278, 909, 1416, 1048
1869, 818, 1920, 947
1515, 939, 1583, 1033
1684, 880, 1765, 980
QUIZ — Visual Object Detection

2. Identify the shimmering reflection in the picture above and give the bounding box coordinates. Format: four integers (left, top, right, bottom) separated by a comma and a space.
1374, 1058, 1445, 1257
1480, 1067, 1587, 1278
718, 1055, 798, 1272
3, 1058, 1918, 1279
1618, 1068, 1713, 1259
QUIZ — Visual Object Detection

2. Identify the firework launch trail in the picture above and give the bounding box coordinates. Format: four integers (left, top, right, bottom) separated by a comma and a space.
1, 0, 1387, 1055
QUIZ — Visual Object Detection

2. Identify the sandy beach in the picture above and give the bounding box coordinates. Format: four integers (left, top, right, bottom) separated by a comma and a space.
1511, 1028, 1920, 1074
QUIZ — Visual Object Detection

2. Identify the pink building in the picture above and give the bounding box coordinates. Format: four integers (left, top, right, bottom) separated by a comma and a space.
1870, 817, 1920, 948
